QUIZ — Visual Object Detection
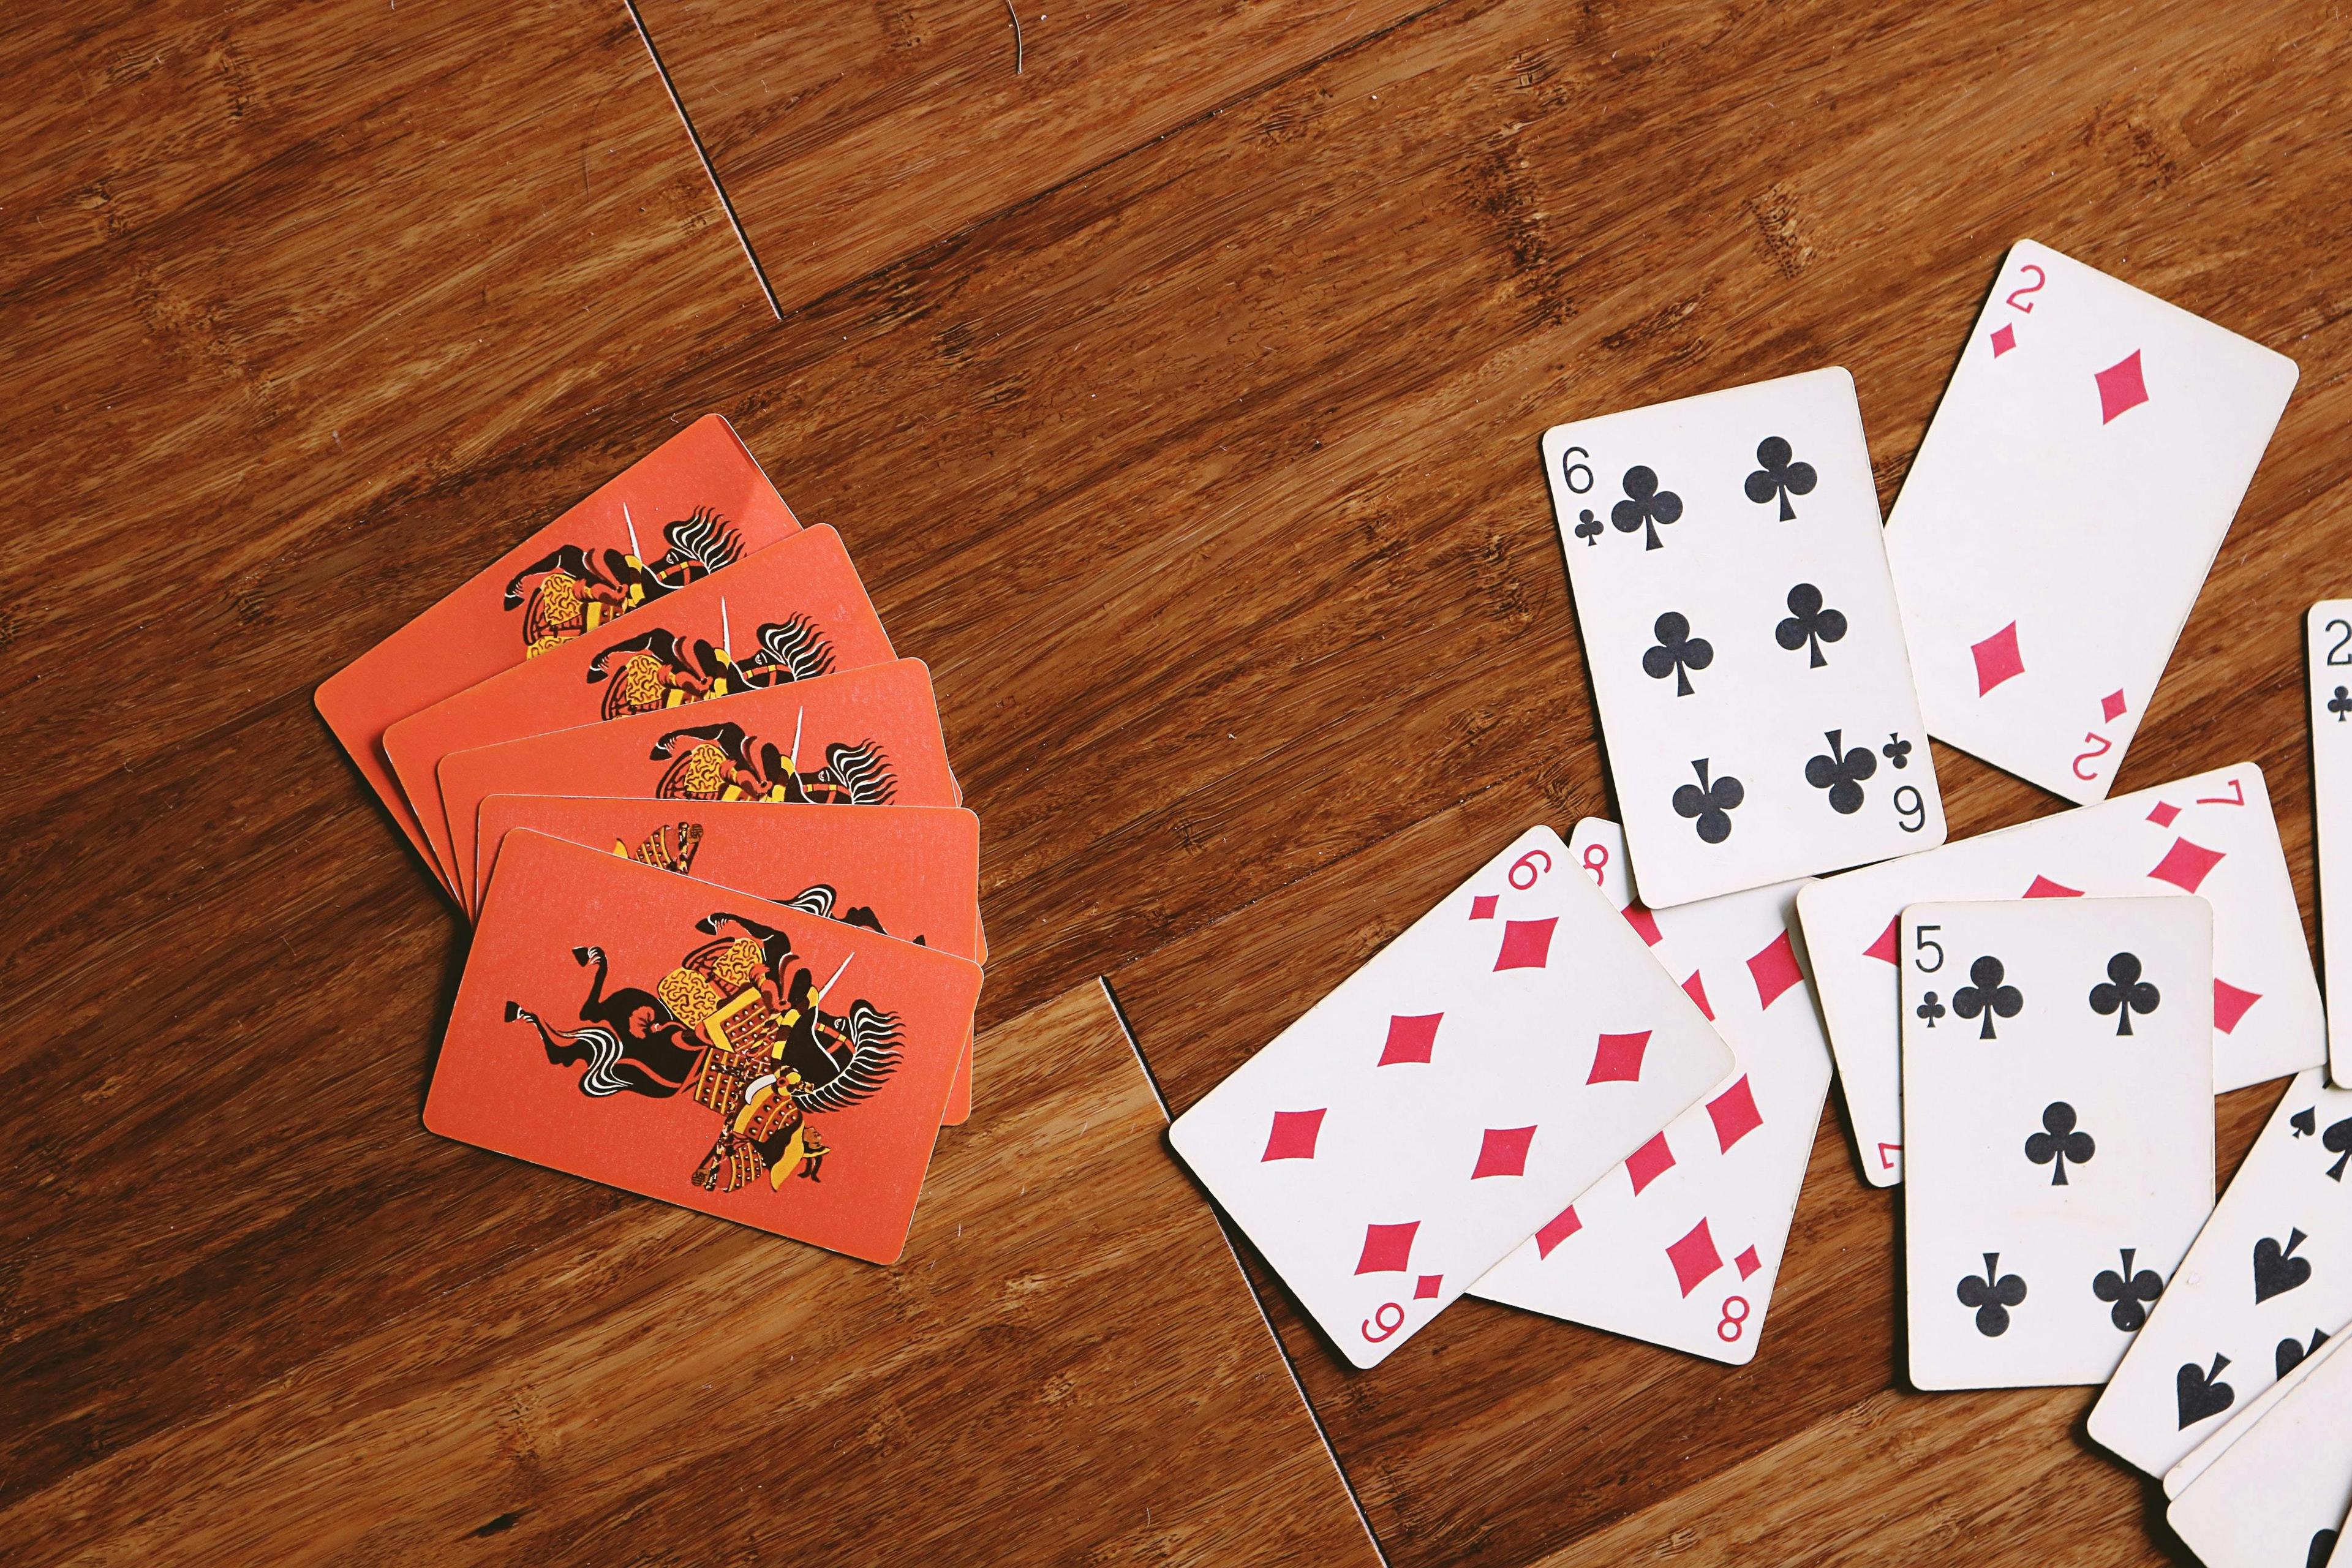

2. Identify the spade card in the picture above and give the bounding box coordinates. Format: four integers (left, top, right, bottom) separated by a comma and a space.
438, 659, 959, 911
2168, 1319, 2352, 1568
1884, 239, 2297, 804
1902, 897, 2214, 1389
426, 831, 983, 1264
1167, 826, 1734, 1368
2090, 1069, 2352, 1479
2165, 1310, 2345, 1501
317, 415, 799, 869
387, 526, 895, 896
1544, 368, 1945, 908
475, 797, 983, 1125
1799, 762, 2320, 1186
1469, 819, 1832, 1365
2309, 603, 2352, 1087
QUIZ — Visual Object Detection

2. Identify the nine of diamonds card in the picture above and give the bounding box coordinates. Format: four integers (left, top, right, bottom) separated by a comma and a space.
1902, 897, 2215, 1390
1542, 368, 1946, 910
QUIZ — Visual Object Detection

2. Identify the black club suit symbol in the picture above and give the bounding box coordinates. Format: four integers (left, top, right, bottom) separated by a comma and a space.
1643, 612, 1713, 696
2088, 952, 2161, 1036
1611, 466, 1683, 550
1958, 1253, 2027, 1337
1882, 733, 1912, 769
1803, 729, 1877, 815
1673, 759, 1743, 845
1572, 508, 1604, 546
2024, 1101, 2094, 1185
2332, 685, 2352, 722
1774, 583, 1847, 668
2092, 1248, 2163, 1332
1951, 956, 2023, 1040
1915, 991, 1946, 1029
1743, 436, 1817, 521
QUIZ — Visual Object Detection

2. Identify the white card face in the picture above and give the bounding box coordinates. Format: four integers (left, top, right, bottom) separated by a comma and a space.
1884, 239, 2297, 805
2310, 603, 2352, 1088
1798, 762, 2321, 1186
1542, 367, 1947, 909
2090, 1069, 2352, 1480
1902, 897, 2215, 1389
2164, 1311, 2346, 1501
2169, 1324, 2352, 1568
1468, 820, 1832, 1365
1167, 826, 1734, 1368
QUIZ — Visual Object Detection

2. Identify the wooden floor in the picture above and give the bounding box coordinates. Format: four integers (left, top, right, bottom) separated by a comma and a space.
6, 2, 2350, 1563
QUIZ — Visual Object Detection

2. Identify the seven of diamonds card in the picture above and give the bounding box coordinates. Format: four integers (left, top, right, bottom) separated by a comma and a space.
1166, 826, 1733, 1368
1883, 239, 2297, 805
1469, 819, 1832, 1365
1542, 368, 1946, 909
1901, 897, 2215, 1390
2310, 601, 2352, 1087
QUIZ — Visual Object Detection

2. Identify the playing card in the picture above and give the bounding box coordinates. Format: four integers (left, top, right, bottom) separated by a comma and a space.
2165, 1311, 2345, 1501
1884, 239, 2297, 804
387, 526, 895, 894
476, 796, 983, 1123
317, 415, 799, 866
1468, 820, 1830, 1365
2089, 1069, 2352, 1479
2168, 1317, 2352, 1568
439, 658, 959, 911
1902, 897, 2214, 1389
1167, 826, 1735, 1368
426, 831, 982, 1263
2309, 603, 2352, 1088
1798, 762, 2320, 1186
1542, 367, 1947, 908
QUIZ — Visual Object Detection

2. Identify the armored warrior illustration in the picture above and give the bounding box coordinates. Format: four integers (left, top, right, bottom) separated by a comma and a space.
613, 820, 705, 875
504, 913, 902, 1194
503, 507, 743, 657
584, 611, 835, 720
647, 715, 895, 805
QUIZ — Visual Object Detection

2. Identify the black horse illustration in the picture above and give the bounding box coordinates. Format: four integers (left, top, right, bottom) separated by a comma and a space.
504, 945, 708, 1098
648, 720, 895, 805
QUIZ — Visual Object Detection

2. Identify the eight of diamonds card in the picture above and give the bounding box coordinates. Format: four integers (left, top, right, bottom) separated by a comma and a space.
1902, 897, 2214, 1389
1884, 239, 2297, 805
2090, 1068, 2352, 1479
1543, 368, 1945, 910
1470, 818, 1832, 1364
1798, 763, 2321, 1186
2312, 601, 2352, 1087
2167, 1324, 2352, 1568
1167, 826, 1733, 1369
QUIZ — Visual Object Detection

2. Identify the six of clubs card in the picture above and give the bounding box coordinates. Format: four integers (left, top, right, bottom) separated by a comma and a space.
1902, 897, 2214, 1390
1167, 826, 1732, 1368
1469, 819, 1833, 1365
1544, 368, 1946, 910
1885, 239, 2297, 805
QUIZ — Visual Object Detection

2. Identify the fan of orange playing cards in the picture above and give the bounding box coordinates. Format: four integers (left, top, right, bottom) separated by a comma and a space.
318, 415, 984, 1265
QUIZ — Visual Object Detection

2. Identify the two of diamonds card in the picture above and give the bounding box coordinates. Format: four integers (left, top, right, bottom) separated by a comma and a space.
1469, 819, 1831, 1365
1885, 239, 2297, 804
2090, 1068, 2352, 1480
1798, 762, 2321, 1186
1543, 368, 1945, 909
1167, 826, 1733, 1368
1901, 897, 2214, 1389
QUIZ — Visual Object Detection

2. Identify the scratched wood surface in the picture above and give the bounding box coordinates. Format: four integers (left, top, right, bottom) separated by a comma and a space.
6, 0, 2351, 1563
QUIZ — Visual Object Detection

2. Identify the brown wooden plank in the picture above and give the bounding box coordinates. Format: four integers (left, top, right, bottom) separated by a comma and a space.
0, 982, 1376, 1567
632, 0, 1437, 317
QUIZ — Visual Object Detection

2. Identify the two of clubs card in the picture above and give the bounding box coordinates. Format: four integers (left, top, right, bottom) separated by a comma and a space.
316, 417, 987, 1261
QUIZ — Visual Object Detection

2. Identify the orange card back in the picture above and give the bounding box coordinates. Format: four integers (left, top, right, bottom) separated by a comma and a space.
475, 797, 984, 1122
439, 658, 959, 910
385, 526, 894, 890
316, 415, 799, 870
426, 831, 982, 1263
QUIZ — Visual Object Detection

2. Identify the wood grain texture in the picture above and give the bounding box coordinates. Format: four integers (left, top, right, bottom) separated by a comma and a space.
1, 981, 1374, 1567
8, 0, 2352, 1562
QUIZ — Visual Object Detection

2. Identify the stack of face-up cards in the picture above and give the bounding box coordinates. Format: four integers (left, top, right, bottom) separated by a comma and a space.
318, 417, 984, 1262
